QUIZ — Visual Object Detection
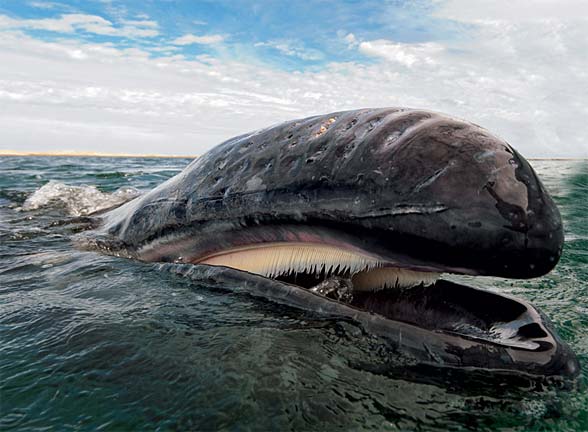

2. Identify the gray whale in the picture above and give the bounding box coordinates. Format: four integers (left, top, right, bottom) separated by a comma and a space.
81, 108, 579, 381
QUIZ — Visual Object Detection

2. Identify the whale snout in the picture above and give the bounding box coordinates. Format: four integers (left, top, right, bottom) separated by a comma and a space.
480, 149, 564, 279
350, 116, 565, 280
519, 226, 564, 277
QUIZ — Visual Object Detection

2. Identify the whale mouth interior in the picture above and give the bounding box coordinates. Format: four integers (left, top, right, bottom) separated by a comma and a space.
197, 242, 441, 291
128, 223, 564, 357
350, 280, 552, 351
193, 241, 556, 353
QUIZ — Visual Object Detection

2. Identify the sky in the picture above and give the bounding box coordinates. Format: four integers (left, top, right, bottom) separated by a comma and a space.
0, 0, 587, 157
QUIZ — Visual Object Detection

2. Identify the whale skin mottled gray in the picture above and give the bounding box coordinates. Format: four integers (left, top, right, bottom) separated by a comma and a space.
81, 108, 579, 382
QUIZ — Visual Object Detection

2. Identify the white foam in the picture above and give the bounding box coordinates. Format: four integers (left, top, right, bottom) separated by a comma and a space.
21, 180, 141, 216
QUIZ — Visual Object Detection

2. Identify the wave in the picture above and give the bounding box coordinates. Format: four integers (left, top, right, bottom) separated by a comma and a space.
21, 180, 141, 216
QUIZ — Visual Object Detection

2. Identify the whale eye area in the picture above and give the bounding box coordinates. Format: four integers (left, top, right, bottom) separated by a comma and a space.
195, 242, 440, 291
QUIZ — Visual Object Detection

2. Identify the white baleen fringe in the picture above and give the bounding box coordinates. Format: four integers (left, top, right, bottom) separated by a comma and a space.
199, 243, 440, 291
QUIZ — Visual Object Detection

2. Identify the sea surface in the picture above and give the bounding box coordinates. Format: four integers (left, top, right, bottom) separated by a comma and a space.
0, 156, 586, 431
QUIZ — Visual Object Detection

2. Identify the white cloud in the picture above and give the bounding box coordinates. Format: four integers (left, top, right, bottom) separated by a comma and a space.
434, 0, 588, 22
149, 45, 181, 53
358, 40, 443, 67
0, 13, 159, 37
255, 40, 324, 61
0, 4, 587, 158
28, 1, 74, 11
171, 33, 225, 45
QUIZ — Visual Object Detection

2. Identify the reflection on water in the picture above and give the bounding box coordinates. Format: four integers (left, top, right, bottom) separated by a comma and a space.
0, 157, 586, 431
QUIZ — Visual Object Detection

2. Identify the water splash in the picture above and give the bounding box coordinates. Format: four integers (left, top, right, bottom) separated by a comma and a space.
20, 180, 141, 216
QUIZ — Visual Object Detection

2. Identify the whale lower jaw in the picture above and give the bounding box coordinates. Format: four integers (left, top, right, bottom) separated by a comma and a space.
196, 242, 441, 291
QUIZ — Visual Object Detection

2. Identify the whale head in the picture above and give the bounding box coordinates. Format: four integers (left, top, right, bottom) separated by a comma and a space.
100, 108, 563, 287
80, 108, 576, 380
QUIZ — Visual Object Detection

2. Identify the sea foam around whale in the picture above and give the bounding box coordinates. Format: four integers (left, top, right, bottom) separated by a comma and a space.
20, 180, 141, 216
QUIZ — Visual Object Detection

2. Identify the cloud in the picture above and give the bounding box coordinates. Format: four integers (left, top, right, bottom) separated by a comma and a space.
28, 1, 74, 11
149, 45, 181, 53
0, 4, 587, 158
358, 39, 443, 67
254, 40, 324, 61
343, 33, 358, 48
434, 0, 588, 22
0, 13, 159, 37
171, 33, 225, 45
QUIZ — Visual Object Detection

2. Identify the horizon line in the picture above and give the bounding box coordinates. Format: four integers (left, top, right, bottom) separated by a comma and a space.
0, 150, 586, 161
0, 150, 198, 159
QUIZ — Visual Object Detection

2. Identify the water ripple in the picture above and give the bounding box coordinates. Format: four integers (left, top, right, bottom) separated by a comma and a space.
0, 157, 586, 430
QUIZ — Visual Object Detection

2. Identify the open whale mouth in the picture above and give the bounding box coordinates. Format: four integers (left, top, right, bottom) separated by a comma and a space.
138, 221, 471, 292
130, 223, 578, 379
137, 220, 550, 308
190, 238, 546, 348
147, 233, 580, 380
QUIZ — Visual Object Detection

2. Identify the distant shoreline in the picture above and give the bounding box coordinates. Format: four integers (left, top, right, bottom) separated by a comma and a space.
0, 150, 197, 159
0, 150, 586, 160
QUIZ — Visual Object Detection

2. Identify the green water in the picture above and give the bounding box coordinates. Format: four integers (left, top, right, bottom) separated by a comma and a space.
0, 157, 586, 431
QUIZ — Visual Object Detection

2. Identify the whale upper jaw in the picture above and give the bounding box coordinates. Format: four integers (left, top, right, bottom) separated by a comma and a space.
128, 208, 561, 287
98, 113, 564, 282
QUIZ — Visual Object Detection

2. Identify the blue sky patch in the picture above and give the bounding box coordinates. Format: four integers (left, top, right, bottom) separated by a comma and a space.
0, 0, 466, 70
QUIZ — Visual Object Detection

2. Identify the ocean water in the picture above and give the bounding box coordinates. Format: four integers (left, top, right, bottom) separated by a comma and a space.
0, 156, 586, 431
